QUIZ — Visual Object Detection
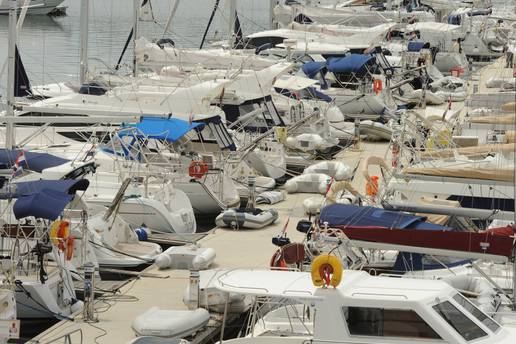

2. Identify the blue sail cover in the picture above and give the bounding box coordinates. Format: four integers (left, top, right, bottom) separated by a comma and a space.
121, 117, 205, 142
0, 149, 69, 172
319, 204, 451, 231
1, 179, 90, 199
327, 54, 376, 74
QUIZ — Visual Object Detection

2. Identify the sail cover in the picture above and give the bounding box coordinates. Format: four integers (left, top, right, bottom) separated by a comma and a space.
0, 149, 69, 172
121, 117, 205, 142
320, 204, 451, 230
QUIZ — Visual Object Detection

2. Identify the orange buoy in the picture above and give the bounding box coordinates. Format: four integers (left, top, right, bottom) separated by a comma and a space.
373, 79, 383, 94
365, 175, 379, 197
188, 160, 209, 179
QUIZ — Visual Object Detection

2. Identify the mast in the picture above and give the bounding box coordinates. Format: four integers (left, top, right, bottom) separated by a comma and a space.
133, 0, 139, 76
269, 0, 275, 30
79, 0, 89, 85
6, 0, 17, 150
513, 110, 516, 310
228, 0, 236, 49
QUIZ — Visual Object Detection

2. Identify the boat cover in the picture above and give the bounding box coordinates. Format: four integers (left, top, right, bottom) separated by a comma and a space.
327, 54, 376, 75
407, 41, 431, 52
121, 117, 205, 142
13, 189, 74, 220
0, 149, 69, 172
403, 167, 514, 182
319, 204, 451, 230
1, 179, 90, 220
3, 179, 90, 199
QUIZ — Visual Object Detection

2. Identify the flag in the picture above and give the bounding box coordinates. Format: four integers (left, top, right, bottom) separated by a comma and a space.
12, 151, 26, 177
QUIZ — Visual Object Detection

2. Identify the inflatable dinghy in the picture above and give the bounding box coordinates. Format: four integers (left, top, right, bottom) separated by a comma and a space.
285, 133, 338, 152
127, 337, 189, 344
303, 161, 352, 181
155, 245, 216, 270
359, 120, 392, 141
285, 173, 331, 194
215, 208, 279, 229
132, 307, 209, 338
256, 191, 285, 205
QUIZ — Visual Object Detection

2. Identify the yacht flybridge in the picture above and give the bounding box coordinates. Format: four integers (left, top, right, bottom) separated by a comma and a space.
215, 265, 516, 344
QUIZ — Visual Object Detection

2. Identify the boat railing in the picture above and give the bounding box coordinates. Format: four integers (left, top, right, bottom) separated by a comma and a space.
29, 326, 83, 344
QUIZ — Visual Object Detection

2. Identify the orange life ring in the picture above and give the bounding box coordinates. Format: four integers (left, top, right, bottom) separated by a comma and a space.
188, 160, 208, 179
65, 236, 75, 261
50, 220, 70, 251
373, 79, 383, 94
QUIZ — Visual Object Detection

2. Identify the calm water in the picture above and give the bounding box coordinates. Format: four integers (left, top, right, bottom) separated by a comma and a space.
0, 0, 270, 93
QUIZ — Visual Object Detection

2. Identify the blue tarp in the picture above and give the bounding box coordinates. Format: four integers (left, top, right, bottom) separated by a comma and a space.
319, 204, 451, 231
0, 179, 90, 199
407, 41, 430, 52
14, 189, 74, 220
0, 149, 69, 172
327, 54, 376, 74
301, 61, 327, 79
121, 117, 205, 142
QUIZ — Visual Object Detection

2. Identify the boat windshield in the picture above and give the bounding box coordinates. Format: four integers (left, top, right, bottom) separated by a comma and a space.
452, 293, 501, 333
433, 300, 487, 341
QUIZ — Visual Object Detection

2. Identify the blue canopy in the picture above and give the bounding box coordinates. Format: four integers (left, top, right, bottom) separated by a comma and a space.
327, 54, 376, 75
121, 117, 205, 142
7, 179, 89, 220
319, 204, 451, 231
301, 61, 327, 79
0, 149, 69, 172
407, 41, 430, 52
14, 189, 74, 220
1, 179, 90, 199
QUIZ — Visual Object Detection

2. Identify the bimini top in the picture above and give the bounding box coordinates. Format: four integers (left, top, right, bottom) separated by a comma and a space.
121, 117, 205, 142
0, 149, 69, 172
327, 54, 376, 75
320, 204, 451, 231
2, 179, 90, 220
302, 61, 327, 79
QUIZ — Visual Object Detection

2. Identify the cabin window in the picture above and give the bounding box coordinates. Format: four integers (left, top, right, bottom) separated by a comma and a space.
452, 294, 500, 333
433, 301, 487, 341
344, 307, 441, 339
